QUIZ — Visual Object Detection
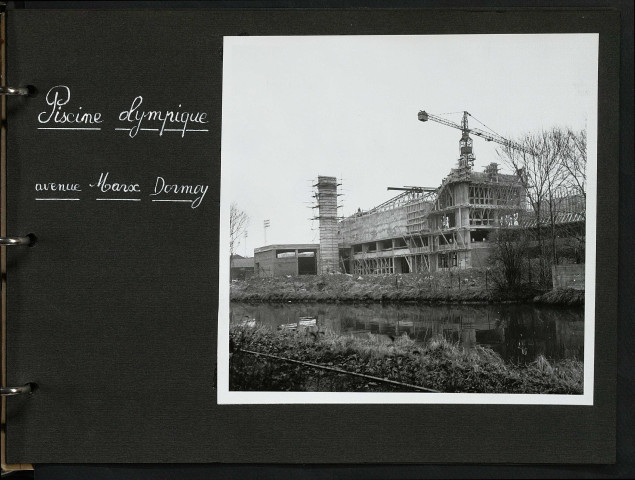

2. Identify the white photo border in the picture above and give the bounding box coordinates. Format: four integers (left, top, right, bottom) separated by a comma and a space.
218, 33, 598, 406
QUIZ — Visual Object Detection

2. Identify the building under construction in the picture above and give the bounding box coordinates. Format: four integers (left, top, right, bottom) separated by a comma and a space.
336, 110, 529, 275
254, 110, 584, 277
338, 160, 525, 275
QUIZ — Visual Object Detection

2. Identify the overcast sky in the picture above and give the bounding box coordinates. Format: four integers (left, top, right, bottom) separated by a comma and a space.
221, 34, 598, 256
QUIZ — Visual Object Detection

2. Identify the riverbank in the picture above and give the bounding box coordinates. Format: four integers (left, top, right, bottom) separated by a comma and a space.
229, 325, 583, 394
533, 288, 585, 307
231, 271, 558, 304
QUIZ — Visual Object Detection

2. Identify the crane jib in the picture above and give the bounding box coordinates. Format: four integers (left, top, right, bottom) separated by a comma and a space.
418, 109, 531, 154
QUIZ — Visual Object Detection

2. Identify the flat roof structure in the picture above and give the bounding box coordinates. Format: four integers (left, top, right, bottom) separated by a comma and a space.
254, 244, 320, 277
254, 244, 319, 254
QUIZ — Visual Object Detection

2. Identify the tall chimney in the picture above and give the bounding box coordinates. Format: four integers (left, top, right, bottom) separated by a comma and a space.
315, 176, 339, 274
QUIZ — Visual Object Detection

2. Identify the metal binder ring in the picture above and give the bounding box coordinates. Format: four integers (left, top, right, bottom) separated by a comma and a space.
0, 384, 34, 396
0, 86, 30, 96
0, 236, 31, 246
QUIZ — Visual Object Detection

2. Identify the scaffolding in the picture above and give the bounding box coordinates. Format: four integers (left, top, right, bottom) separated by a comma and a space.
337, 161, 589, 275
313, 176, 341, 274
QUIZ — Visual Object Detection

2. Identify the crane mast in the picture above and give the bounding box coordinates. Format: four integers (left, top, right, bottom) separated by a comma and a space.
418, 110, 531, 170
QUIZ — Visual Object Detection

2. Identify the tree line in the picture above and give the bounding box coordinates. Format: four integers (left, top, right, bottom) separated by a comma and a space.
490, 127, 587, 290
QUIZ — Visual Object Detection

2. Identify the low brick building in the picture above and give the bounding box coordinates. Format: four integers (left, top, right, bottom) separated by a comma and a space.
230, 255, 254, 280
254, 244, 319, 277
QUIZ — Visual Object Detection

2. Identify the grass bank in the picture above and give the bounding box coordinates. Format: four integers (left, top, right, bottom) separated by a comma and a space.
229, 325, 583, 394
533, 288, 585, 307
231, 270, 542, 304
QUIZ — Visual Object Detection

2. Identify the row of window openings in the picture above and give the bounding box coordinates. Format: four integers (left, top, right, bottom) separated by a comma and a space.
352, 252, 460, 270
439, 211, 518, 227
432, 233, 491, 244
352, 239, 407, 253
353, 254, 459, 271
352, 232, 489, 253
275, 250, 317, 259
438, 187, 521, 208
352, 258, 396, 274
438, 212, 492, 228
409, 210, 521, 230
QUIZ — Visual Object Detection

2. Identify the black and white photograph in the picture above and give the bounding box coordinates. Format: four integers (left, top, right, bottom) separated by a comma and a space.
218, 34, 598, 404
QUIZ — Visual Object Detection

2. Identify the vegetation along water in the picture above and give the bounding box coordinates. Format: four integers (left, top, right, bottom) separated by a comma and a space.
229, 291, 584, 394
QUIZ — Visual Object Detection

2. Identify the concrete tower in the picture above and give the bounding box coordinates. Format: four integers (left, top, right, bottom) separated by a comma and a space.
315, 176, 339, 274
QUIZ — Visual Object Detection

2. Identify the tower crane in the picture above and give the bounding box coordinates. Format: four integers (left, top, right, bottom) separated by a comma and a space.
418, 110, 532, 169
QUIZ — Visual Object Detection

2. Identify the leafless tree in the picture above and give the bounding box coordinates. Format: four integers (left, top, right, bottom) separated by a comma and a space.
230, 202, 249, 260
554, 128, 587, 264
489, 226, 529, 292
497, 128, 572, 285
562, 128, 587, 203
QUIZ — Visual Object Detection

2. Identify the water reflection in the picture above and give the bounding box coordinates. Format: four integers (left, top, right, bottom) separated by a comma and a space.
231, 303, 584, 364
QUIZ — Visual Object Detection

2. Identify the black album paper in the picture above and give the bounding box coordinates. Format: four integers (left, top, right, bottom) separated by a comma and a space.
2, 8, 618, 464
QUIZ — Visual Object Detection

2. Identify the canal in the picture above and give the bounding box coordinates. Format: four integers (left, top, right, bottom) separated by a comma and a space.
230, 302, 584, 364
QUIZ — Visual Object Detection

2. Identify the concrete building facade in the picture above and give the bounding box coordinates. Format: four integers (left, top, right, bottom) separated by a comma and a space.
253, 163, 527, 277
250, 111, 584, 278
339, 162, 526, 274
251, 149, 582, 277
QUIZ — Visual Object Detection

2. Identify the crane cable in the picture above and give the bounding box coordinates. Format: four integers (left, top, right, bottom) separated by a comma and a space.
467, 112, 505, 138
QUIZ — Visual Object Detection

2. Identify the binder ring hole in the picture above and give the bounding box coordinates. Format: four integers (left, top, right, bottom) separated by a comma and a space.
26, 233, 38, 247
28, 382, 38, 394
26, 85, 38, 97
